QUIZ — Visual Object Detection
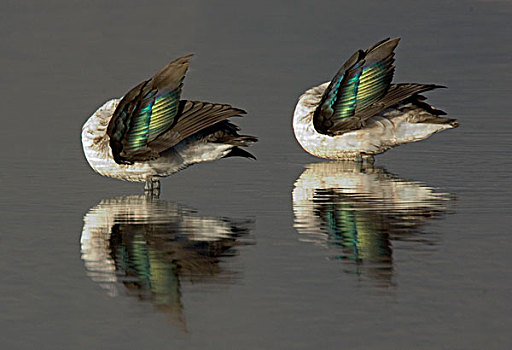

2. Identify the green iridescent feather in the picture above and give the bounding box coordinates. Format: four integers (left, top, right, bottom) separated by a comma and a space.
313, 38, 399, 135
106, 54, 253, 165
355, 57, 394, 112
124, 90, 156, 152
148, 90, 180, 141
124, 89, 181, 153
331, 67, 363, 121
107, 55, 191, 164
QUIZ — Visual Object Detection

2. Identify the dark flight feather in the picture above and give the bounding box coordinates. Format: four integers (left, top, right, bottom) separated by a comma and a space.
107, 54, 192, 164
328, 83, 445, 133
106, 55, 249, 164
143, 101, 247, 160
313, 38, 405, 135
222, 147, 257, 160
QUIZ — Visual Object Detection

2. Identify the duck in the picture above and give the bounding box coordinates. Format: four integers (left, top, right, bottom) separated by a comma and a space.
292, 38, 458, 161
82, 55, 257, 194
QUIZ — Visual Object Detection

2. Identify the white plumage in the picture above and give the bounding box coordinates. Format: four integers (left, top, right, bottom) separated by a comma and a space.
293, 83, 455, 160
82, 99, 234, 182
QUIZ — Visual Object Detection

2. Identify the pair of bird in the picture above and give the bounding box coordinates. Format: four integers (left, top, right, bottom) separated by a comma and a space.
82, 38, 458, 193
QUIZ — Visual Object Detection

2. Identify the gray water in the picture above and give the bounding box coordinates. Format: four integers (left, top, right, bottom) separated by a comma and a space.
1, 1, 511, 349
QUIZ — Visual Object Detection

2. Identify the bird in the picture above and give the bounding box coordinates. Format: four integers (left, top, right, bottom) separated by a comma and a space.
82, 55, 257, 194
292, 38, 458, 161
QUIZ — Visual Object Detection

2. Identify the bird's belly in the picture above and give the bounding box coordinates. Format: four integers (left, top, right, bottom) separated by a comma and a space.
394, 121, 451, 143
294, 117, 394, 159
174, 141, 232, 163
83, 138, 232, 182
83, 146, 156, 182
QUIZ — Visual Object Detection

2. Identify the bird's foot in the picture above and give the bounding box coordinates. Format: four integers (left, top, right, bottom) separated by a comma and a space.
355, 154, 374, 162
362, 155, 375, 165
353, 154, 374, 170
144, 178, 161, 198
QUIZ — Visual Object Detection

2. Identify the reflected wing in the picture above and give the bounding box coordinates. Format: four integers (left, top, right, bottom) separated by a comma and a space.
313, 38, 399, 135
107, 55, 192, 164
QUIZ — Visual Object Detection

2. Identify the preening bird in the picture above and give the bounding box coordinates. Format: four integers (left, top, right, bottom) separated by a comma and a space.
293, 38, 458, 161
82, 55, 257, 194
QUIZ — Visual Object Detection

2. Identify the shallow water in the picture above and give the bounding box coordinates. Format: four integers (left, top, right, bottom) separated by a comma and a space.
1, 1, 511, 349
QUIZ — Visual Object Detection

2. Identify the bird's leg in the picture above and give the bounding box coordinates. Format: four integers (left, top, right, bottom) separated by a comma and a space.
143, 178, 158, 197
144, 178, 153, 192
152, 178, 161, 192
144, 178, 161, 198
362, 155, 375, 165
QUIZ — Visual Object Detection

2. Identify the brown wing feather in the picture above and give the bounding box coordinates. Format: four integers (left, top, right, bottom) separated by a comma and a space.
314, 38, 399, 135
329, 84, 445, 134
125, 101, 246, 161
107, 55, 192, 164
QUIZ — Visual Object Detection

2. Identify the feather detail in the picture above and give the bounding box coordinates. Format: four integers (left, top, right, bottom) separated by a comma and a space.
329, 83, 445, 134
292, 38, 457, 160
127, 101, 247, 162
107, 54, 192, 164
82, 55, 257, 185
313, 38, 399, 135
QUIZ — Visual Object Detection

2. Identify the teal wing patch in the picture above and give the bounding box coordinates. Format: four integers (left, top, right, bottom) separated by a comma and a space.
313, 38, 399, 135
107, 55, 192, 164
124, 88, 180, 154
331, 64, 363, 121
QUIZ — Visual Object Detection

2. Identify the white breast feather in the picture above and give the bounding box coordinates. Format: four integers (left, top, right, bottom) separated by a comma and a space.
81, 99, 232, 182
292, 83, 453, 159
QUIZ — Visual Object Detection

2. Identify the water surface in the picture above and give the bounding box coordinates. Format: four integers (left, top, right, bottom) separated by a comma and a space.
1, 1, 511, 349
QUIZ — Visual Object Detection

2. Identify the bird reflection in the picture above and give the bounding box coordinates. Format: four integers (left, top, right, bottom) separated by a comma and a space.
80, 195, 252, 329
292, 162, 453, 286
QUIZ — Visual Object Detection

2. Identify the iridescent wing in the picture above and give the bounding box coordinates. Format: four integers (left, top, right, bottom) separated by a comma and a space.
107, 55, 192, 164
313, 38, 400, 135
107, 55, 247, 164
